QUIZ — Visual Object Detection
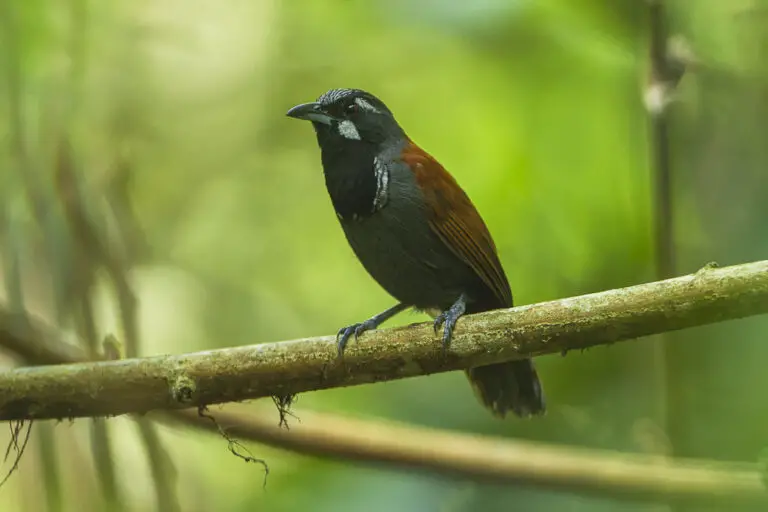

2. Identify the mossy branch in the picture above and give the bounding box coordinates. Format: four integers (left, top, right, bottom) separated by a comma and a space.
1, 260, 768, 504
1, 260, 767, 421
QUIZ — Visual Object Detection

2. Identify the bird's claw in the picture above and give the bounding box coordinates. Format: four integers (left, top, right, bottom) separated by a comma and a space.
433, 313, 455, 355
433, 295, 467, 356
433, 315, 444, 334
335, 319, 376, 359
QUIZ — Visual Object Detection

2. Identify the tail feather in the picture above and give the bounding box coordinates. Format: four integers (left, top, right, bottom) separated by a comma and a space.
466, 359, 545, 418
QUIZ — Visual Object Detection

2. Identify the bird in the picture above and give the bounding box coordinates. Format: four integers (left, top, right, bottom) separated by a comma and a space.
286, 88, 545, 418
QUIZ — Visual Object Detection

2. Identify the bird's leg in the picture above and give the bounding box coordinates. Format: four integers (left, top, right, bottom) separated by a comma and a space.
336, 303, 410, 358
433, 294, 467, 354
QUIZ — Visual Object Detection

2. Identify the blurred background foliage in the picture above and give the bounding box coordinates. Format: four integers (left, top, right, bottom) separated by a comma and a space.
0, 0, 766, 510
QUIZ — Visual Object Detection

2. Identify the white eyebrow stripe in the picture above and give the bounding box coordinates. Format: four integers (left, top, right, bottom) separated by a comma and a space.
354, 97, 380, 113
337, 119, 361, 140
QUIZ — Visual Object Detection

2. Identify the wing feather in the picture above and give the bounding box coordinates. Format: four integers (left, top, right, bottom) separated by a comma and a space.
401, 141, 513, 307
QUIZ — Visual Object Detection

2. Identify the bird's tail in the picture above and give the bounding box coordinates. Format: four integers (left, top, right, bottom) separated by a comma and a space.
465, 359, 546, 418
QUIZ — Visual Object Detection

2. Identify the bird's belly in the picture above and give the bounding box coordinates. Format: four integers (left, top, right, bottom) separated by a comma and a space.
340, 207, 476, 310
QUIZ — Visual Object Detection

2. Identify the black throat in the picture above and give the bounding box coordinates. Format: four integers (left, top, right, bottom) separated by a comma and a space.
316, 135, 379, 220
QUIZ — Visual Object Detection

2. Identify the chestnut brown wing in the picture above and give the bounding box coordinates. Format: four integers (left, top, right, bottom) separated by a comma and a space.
401, 141, 513, 308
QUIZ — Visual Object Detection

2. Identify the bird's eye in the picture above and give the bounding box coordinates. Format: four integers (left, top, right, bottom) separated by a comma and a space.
345, 102, 359, 115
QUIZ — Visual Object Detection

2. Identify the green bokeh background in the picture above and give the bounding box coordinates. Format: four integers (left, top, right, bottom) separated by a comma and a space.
1, 0, 767, 511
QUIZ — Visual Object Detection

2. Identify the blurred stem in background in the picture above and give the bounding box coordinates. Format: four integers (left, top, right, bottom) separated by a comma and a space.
645, 0, 677, 481
646, 0, 674, 466
1, 2, 67, 510
0, 0, 179, 509
647, 3, 677, 282
645, 0, 697, 498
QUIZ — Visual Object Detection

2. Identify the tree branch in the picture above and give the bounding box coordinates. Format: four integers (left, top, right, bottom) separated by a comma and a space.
1, 263, 768, 505
162, 405, 768, 506
1, 260, 767, 421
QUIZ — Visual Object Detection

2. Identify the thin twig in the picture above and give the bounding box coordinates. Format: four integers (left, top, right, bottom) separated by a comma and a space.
1, 260, 767, 421
197, 406, 269, 487
0, 420, 33, 488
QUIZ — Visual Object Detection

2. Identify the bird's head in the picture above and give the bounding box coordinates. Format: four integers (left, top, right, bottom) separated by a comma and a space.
286, 88, 404, 150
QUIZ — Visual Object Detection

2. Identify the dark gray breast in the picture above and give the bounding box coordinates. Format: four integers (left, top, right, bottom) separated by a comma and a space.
336, 147, 486, 310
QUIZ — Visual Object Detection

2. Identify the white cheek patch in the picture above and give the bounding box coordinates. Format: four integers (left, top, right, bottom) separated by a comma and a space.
354, 97, 379, 113
337, 119, 361, 140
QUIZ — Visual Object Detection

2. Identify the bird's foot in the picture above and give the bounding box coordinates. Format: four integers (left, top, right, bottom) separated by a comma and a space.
336, 319, 378, 358
335, 303, 410, 359
433, 294, 467, 355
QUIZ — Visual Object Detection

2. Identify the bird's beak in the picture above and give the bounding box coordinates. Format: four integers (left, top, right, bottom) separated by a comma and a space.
286, 102, 333, 125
